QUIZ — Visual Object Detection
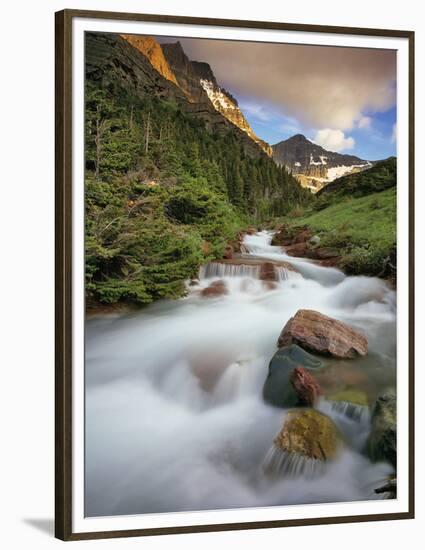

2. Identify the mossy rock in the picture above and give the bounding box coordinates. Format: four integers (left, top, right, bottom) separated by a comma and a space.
328, 389, 369, 407
366, 391, 396, 466
275, 409, 342, 460
263, 344, 323, 408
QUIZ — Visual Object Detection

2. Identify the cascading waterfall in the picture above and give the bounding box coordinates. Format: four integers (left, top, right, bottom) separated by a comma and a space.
329, 400, 370, 423
199, 261, 299, 281
85, 230, 396, 517
262, 446, 327, 479
200, 262, 261, 280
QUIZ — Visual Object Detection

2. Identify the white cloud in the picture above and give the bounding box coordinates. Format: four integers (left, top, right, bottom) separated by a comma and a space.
358, 116, 372, 129
314, 129, 355, 152
171, 39, 396, 130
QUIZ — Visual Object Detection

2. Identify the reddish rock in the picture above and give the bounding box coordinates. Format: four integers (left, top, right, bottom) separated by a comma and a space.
259, 262, 278, 281
223, 245, 234, 259
246, 227, 256, 235
290, 367, 322, 406
271, 227, 293, 246
318, 258, 341, 268
284, 242, 308, 257
293, 229, 312, 244
307, 247, 340, 260
278, 309, 368, 359
201, 280, 228, 298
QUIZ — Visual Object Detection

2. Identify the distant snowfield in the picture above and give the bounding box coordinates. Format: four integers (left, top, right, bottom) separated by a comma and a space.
294, 162, 373, 192
325, 162, 372, 182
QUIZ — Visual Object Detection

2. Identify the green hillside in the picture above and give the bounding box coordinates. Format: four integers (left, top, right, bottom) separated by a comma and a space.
289, 188, 396, 275
315, 157, 396, 206
286, 159, 397, 277
85, 43, 311, 306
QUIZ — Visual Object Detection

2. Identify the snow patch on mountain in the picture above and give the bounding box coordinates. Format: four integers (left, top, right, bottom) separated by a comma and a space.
200, 79, 236, 112
326, 163, 372, 181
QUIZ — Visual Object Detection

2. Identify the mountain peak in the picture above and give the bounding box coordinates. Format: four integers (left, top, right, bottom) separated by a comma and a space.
161, 40, 272, 156
288, 134, 310, 143
272, 133, 371, 193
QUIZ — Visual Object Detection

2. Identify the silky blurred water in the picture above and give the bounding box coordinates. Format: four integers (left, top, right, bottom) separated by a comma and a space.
85, 231, 395, 516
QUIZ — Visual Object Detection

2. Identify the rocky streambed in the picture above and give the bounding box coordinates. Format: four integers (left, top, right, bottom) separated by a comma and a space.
85, 230, 397, 517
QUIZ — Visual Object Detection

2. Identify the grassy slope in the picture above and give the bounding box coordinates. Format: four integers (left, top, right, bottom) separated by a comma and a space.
288, 187, 396, 275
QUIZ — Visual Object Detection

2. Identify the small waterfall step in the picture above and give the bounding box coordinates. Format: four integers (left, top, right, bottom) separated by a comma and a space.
262, 445, 326, 479
326, 400, 370, 423
200, 259, 300, 281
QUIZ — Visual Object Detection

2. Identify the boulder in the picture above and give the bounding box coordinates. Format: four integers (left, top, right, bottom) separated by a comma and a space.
366, 391, 396, 467
293, 229, 312, 244
278, 309, 368, 358
317, 257, 341, 268
308, 247, 340, 260
309, 235, 321, 246
263, 344, 323, 408
290, 367, 322, 406
259, 262, 278, 281
200, 280, 228, 298
274, 409, 342, 461
284, 241, 308, 257
271, 227, 293, 246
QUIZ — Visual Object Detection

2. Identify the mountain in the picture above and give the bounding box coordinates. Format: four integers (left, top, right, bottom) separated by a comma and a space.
85, 32, 310, 211
86, 33, 266, 159
162, 42, 272, 156
317, 156, 396, 199
160, 41, 209, 103
272, 134, 373, 192
84, 32, 312, 305
120, 35, 179, 86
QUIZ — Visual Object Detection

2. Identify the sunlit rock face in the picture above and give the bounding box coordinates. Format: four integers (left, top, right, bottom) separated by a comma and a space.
161, 41, 272, 156
272, 134, 373, 192
120, 35, 179, 86
86, 33, 266, 159
198, 77, 272, 156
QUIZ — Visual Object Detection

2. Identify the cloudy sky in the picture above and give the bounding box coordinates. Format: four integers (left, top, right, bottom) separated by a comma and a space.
157, 36, 396, 160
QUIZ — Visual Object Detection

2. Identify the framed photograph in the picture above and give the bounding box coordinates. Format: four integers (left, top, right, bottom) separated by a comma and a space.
55, 9, 414, 541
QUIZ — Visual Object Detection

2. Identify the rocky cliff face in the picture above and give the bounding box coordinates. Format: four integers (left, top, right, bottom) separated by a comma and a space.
160, 42, 209, 104
272, 134, 372, 192
162, 41, 272, 156
198, 78, 273, 156
120, 35, 179, 86
86, 33, 266, 159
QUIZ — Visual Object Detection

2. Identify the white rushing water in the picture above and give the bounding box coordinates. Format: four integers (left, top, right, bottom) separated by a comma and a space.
85, 231, 396, 516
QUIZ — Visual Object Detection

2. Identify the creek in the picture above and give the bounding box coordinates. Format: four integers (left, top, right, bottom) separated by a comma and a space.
85, 231, 396, 516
